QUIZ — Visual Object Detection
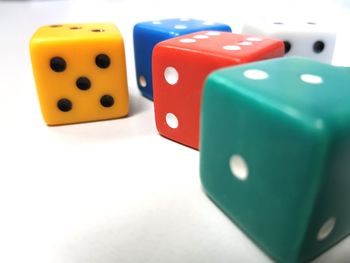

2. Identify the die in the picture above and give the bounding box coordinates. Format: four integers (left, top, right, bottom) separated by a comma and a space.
30, 23, 128, 125
133, 18, 231, 100
242, 19, 337, 63
153, 31, 284, 149
200, 57, 350, 262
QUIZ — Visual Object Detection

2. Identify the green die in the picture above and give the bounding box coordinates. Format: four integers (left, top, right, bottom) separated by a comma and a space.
200, 57, 350, 263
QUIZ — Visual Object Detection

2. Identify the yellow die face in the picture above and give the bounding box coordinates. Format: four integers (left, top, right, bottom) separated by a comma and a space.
30, 23, 129, 125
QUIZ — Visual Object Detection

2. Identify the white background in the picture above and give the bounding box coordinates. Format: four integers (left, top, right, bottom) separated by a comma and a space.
0, 0, 350, 262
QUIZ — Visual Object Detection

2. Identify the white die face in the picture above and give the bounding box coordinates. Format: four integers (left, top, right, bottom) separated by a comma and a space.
242, 21, 337, 63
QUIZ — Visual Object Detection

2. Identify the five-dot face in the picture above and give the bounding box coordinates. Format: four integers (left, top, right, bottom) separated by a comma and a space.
30, 23, 129, 125
48, 53, 115, 113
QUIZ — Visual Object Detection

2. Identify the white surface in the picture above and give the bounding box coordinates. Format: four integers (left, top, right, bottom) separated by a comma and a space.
242, 19, 337, 63
0, 1, 350, 263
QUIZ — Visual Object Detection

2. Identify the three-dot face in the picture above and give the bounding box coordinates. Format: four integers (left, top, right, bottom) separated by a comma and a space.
200, 57, 350, 262
30, 23, 129, 125
242, 20, 337, 63
145, 19, 227, 35
152, 31, 284, 149
133, 18, 232, 100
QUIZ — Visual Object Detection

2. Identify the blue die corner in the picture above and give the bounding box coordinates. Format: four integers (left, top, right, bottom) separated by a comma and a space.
133, 18, 232, 100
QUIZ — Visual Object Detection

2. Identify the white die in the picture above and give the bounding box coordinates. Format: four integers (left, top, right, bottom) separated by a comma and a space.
242, 20, 337, 63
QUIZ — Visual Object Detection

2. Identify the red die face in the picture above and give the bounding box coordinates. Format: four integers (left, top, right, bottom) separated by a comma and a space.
152, 31, 284, 149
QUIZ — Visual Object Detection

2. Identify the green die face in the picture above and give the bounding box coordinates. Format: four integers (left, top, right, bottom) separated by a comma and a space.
200, 57, 350, 263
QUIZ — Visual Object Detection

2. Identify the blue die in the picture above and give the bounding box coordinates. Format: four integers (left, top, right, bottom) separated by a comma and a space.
133, 18, 232, 100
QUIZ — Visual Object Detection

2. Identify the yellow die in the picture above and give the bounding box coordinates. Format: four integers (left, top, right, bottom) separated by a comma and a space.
30, 23, 129, 125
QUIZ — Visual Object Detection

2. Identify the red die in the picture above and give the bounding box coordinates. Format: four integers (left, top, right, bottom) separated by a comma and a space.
152, 31, 284, 149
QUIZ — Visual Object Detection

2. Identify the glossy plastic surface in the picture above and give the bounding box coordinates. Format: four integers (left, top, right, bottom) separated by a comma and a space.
200, 57, 350, 262
242, 20, 337, 63
30, 23, 129, 125
133, 18, 231, 100
153, 31, 284, 149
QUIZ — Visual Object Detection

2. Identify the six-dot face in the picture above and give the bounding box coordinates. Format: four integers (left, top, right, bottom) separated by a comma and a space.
170, 31, 284, 61
133, 18, 232, 100
242, 20, 337, 63
152, 31, 284, 149
30, 23, 129, 125
29, 20, 347, 262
